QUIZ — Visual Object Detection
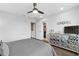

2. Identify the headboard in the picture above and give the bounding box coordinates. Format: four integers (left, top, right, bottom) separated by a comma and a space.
64, 26, 79, 34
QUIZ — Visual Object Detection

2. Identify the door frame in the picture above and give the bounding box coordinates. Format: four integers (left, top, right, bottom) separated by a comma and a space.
43, 22, 47, 39
31, 22, 36, 39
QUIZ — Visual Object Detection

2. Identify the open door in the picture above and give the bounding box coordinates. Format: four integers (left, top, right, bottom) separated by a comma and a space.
43, 23, 47, 39
31, 22, 36, 38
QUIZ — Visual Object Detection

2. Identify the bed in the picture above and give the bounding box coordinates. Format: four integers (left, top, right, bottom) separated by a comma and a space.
6, 38, 57, 56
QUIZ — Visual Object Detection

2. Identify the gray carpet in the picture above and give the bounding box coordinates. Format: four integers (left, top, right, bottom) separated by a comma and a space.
7, 38, 55, 56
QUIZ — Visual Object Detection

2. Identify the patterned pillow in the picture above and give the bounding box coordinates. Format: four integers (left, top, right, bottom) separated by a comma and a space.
67, 34, 78, 45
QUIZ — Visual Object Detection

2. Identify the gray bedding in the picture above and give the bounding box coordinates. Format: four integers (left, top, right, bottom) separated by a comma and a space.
7, 38, 56, 56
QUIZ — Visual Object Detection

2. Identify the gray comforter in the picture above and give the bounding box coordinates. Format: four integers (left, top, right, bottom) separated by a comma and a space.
7, 38, 56, 56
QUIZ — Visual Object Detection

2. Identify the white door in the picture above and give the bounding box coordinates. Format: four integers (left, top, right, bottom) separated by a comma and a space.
31, 22, 36, 38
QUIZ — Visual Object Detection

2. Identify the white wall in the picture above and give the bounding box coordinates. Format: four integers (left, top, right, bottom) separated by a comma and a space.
36, 20, 43, 40
36, 7, 79, 40
0, 11, 36, 42
43, 7, 79, 34
1, 7, 79, 41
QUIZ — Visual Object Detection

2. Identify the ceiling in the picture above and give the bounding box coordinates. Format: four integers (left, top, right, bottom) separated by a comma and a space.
0, 3, 79, 19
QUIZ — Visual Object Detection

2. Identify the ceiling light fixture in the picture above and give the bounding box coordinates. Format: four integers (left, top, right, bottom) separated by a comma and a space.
33, 10, 38, 14
27, 3, 44, 14
60, 7, 64, 11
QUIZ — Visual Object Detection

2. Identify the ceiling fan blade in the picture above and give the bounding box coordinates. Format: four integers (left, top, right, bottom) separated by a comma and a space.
27, 3, 44, 14
27, 11, 33, 13
38, 10, 44, 14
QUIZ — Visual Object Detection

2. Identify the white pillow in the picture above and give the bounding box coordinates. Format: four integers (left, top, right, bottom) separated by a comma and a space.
0, 42, 9, 56
2, 43, 9, 56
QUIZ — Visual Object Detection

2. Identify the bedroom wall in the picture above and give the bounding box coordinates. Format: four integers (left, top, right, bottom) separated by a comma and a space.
1, 7, 79, 41
36, 7, 79, 40
36, 20, 43, 40
43, 7, 79, 34
0, 11, 36, 42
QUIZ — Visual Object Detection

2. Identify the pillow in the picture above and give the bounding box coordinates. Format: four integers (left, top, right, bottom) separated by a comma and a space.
2, 42, 9, 56
0, 41, 9, 56
0, 41, 3, 56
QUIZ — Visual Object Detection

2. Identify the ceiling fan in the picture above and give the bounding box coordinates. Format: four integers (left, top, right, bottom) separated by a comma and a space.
27, 3, 44, 14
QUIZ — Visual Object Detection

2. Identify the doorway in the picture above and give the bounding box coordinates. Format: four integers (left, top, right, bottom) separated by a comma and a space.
31, 22, 36, 38
43, 22, 47, 39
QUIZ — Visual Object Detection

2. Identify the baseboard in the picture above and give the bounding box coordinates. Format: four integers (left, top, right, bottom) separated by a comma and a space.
31, 37, 36, 39
7, 38, 30, 43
